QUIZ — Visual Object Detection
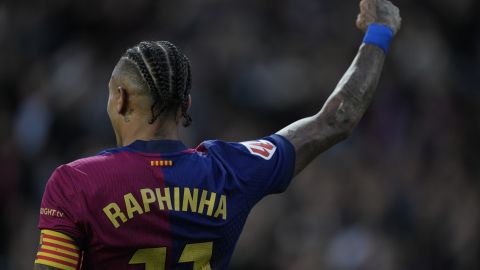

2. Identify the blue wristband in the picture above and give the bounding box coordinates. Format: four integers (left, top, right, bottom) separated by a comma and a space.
363, 23, 394, 54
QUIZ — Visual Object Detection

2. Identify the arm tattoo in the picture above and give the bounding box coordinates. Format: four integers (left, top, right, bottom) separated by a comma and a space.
277, 44, 386, 175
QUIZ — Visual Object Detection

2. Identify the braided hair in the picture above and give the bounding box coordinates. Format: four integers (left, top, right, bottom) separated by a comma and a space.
122, 41, 192, 127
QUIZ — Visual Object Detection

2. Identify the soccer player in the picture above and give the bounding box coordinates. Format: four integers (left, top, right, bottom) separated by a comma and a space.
34, 0, 401, 269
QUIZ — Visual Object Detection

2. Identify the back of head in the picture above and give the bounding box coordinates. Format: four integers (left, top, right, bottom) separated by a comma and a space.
116, 41, 192, 127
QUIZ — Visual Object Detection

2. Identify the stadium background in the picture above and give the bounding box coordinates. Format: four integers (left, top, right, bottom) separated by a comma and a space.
0, 0, 479, 269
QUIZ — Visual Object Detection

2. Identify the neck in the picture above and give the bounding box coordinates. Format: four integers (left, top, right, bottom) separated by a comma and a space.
117, 117, 179, 147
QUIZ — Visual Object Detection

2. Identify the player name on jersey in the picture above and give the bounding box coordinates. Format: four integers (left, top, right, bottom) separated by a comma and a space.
103, 186, 227, 229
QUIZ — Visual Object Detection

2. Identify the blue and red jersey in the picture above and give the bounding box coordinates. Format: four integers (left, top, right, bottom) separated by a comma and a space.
38, 134, 295, 269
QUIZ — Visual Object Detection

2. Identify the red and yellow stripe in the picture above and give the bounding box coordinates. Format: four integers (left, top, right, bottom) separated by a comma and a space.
150, 160, 173, 167
35, 230, 81, 270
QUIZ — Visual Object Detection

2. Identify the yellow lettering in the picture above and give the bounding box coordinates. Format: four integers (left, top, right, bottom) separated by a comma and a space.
103, 187, 227, 226
140, 188, 156, 213
124, 193, 144, 219
214, 195, 227, 220
174, 187, 180, 211
182, 188, 198, 213
155, 188, 172, 210
198, 190, 216, 216
103, 203, 127, 229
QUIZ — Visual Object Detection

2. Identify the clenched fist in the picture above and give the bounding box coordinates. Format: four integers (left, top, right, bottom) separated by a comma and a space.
356, 0, 402, 35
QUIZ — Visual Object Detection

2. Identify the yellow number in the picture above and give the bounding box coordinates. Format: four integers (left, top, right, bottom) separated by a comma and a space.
129, 242, 213, 270
179, 242, 213, 270
129, 248, 166, 270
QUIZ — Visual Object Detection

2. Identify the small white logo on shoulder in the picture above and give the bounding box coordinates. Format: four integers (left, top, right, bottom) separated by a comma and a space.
240, 140, 277, 160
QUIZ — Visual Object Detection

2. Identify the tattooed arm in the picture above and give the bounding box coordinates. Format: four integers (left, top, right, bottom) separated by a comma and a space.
277, 0, 401, 176
277, 44, 385, 175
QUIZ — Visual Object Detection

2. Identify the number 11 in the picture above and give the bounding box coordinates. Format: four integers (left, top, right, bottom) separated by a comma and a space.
129, 242, 213, 270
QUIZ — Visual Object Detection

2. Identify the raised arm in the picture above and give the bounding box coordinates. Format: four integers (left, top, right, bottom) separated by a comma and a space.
277, 0, 401, 176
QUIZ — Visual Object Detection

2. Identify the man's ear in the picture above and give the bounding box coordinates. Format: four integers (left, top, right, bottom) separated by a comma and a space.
187, 94, 192, 110
116, 86, 129, 115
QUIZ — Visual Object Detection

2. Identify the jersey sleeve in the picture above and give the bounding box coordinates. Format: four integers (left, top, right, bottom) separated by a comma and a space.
38, 165, 86, 247
198, 134, 295, 203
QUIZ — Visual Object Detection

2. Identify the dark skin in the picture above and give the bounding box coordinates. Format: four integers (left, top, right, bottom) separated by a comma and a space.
34, 0, 401, 268
34, 265, 55, 270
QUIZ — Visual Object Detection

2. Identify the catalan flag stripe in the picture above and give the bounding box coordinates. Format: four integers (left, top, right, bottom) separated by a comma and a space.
42, 241, 79, 254
41, 230, 74, 241
37, 251, 78, 264
35, 258, 76, 270
151, 160, 173, 166
43, 233, 75, 244
35, 230, 80, 270
40, 247, 79, 259
42, 236, 78, 250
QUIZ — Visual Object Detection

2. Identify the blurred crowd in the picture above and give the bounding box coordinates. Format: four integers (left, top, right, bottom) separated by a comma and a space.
1, 0, 479, 269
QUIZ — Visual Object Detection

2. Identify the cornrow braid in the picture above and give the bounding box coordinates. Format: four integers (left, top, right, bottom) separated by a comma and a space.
124, 46, 163, 123
159, 41, 192, 127
138, 42, 172, 123
122, 41, 193, 126
182, 59, 193, 126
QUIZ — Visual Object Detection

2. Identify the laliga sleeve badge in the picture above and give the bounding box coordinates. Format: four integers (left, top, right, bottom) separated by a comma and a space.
240, 140, 277, 160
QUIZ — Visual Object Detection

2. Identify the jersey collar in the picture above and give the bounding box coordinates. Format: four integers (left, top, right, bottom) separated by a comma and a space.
126, 140, 187, 153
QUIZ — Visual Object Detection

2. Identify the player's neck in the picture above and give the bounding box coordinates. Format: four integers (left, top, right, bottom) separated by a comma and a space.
117, 119, 180, 147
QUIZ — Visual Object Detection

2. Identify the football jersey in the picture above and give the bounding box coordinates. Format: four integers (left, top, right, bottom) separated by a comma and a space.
38, 134, 295, 270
